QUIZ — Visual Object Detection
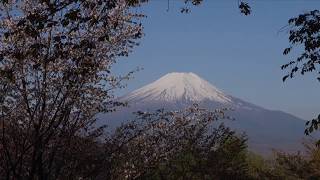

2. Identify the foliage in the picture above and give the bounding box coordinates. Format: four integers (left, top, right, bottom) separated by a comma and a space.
5, 0, 320, 179
305, 114, 320, 136
282, 10, 320, 82
239, 1, 251, 16
107, 104, 234, 179
0, 0, 250, 179
281, 9, 320, 139
271, 141, 320, 179
246, 152, 274, 179
245, 141, 320, 180
179, 0, 251, 15
273, 151, 311, 179
0, 0, 145, 179
142, 127, 249, 180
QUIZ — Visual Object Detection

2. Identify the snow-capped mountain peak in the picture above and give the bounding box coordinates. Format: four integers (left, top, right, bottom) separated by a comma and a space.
106, 72, 306, 154
122, 72, 232, 103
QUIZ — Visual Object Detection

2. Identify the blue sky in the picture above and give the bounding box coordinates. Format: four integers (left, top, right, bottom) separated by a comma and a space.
113, 0, 320, 120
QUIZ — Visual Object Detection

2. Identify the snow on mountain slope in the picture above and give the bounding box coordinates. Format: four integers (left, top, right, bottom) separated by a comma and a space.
102, 72, 308, 154
122, 72, 232, 103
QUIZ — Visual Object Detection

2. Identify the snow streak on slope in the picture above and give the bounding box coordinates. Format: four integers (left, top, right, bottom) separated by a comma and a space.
123, 72, 232, 103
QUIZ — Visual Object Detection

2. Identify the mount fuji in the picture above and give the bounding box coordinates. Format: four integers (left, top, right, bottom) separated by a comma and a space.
103, 72, 308, 154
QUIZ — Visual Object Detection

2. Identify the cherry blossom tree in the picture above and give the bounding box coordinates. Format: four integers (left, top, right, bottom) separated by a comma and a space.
0, 0, 144, 178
